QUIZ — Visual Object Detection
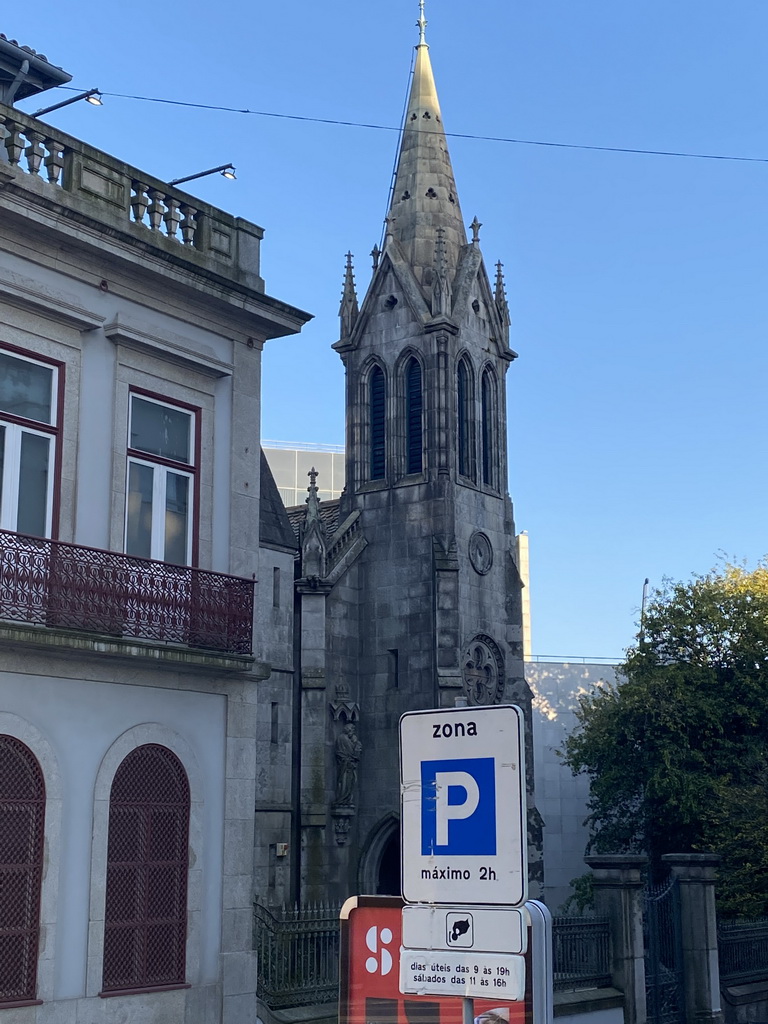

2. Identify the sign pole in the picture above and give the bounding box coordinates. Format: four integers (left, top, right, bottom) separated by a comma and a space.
462, 996, 474, 1024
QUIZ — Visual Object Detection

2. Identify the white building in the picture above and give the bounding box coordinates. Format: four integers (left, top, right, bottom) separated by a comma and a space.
0, 37, 308, 1024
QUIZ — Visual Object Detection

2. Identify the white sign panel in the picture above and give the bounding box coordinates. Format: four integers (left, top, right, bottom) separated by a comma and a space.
399, 947, 525, 1000
402, 905, 527, 954
400, 705, 527, 906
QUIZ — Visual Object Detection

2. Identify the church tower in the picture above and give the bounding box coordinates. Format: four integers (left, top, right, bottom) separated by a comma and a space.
294, 4, 540, 902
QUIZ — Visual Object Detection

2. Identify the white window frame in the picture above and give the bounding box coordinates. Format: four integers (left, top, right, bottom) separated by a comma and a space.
125, 393, 196, 565
0, 348, 58, 538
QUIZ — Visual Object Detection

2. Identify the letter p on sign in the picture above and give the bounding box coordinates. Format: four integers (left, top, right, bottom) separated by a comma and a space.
421, 757, 497, 856
434, 771, 480, 845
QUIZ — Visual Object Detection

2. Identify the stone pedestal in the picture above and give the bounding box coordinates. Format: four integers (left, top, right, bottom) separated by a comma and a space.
662, 853, 724, 1024
586, 854, 648, 1024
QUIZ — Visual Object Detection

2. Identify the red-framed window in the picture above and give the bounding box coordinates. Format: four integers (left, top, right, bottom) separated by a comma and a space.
125, 390, 200, 566
0, 342, 64, 539
101, 744, 190, 995
0, 735, 46, 1007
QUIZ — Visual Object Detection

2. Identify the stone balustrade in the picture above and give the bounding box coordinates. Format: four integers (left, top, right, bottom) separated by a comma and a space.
0, 103, 263, 288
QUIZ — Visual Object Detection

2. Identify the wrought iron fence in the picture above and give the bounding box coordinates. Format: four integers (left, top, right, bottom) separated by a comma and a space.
552, 916, 612, 991
718, 918, 768, 985
254, 901, 341, 1009
0, 529, 254, 655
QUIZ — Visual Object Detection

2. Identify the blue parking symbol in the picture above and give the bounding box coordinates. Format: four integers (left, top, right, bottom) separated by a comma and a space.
421, 757, 497, 856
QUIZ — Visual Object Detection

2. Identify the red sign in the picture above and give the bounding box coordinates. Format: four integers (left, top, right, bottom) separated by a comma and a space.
340, 897, 529, 1024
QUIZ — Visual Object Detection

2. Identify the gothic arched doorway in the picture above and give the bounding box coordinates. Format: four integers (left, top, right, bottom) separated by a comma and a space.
358, 815, 401, 896
377, 829, 401, 895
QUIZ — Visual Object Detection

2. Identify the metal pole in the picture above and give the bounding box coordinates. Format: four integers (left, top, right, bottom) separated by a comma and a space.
462, 996, 474, 1024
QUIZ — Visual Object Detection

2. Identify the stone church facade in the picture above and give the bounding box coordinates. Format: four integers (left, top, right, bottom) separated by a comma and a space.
284, 12, 543, 904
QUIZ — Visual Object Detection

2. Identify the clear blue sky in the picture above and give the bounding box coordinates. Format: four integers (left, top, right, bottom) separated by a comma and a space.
8, 2, 768, 659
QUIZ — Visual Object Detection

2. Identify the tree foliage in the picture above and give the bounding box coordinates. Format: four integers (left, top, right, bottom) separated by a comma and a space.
562, 562, 768, 916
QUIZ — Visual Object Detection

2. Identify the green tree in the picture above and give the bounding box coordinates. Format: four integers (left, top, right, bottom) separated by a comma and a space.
563, 562, 768, 916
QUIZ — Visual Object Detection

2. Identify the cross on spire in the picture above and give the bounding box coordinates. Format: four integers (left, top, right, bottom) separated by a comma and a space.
417, 0, 427, 45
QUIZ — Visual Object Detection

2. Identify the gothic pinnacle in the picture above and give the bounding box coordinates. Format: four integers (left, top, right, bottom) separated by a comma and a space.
495, 261, 510, 325
432, 226, 451, 317
417, 0, 427, 46
306, 467, 321, 522
338, 252, 359, 339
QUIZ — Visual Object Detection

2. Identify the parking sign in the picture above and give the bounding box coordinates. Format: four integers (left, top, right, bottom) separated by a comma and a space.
400, 706, 527, 906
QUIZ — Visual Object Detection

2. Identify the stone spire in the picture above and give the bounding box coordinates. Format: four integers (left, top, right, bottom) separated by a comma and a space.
339, 252, 359, 339
388, 2, 467, 291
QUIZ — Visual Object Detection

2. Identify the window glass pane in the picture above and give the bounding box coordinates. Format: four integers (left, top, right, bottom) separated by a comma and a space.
164, 473, 189, 565
131, 397, 191, 464
0, 352, 53, 424
126, 462, 154, 558
370, 368, 386, 480
406, 359, 423, 474
0, 425, 5, 518
457, 361, 468, 477
17, 432, 50, 537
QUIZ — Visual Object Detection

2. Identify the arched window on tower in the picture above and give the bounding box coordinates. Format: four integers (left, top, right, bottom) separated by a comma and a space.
0, 735, 45, 1006
405, 357, 423, 475
102, 744, 190, 994
370, 366, 386, 480
457, 357, 475, 481
481, 366, 497, 489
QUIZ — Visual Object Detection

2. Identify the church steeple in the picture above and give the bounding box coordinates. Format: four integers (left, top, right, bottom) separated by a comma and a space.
388, 1, 466, 292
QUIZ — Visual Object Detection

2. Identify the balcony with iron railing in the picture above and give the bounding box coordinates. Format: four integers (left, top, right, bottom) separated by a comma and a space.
0, 529, 255, 662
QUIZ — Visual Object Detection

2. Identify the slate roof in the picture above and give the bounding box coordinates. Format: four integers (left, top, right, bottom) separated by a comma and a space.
285, 499, 341, 543
259, 450, 297, 551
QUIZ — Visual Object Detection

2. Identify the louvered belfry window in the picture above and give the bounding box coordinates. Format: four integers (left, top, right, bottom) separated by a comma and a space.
102, 744, 190, 994
405, 358, 423, 475
481, 367, 495, 487
0, 735, 45, 1006
457, 358, 473, 480
370, 366, 386, 480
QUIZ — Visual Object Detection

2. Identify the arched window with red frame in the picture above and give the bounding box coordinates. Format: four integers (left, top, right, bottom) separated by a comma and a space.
0, 735, 45, 1007
102, 744, 190, 994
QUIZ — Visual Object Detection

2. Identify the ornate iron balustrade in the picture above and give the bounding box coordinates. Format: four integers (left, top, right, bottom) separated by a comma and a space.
253, 901, 341, 1010
552, 916, 612, 991
0, 529, 254, 655
718, 918, 768, 985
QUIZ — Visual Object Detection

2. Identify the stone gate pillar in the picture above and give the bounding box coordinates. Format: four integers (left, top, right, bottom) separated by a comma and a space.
662, 853, 724, 1024
586, 854, 648, 1024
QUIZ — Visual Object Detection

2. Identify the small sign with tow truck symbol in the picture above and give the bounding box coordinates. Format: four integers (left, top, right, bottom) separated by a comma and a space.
447, 912, 473, 947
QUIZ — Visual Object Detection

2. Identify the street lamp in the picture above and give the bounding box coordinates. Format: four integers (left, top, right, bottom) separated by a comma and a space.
33, 89, 102, 117
169, 164, 237, 187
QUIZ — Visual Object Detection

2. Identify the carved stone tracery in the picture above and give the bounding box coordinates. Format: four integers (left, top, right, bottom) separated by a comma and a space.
462, 633, 505, 705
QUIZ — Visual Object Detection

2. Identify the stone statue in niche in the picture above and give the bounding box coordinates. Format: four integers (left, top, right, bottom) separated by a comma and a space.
334, 722, 362, 806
